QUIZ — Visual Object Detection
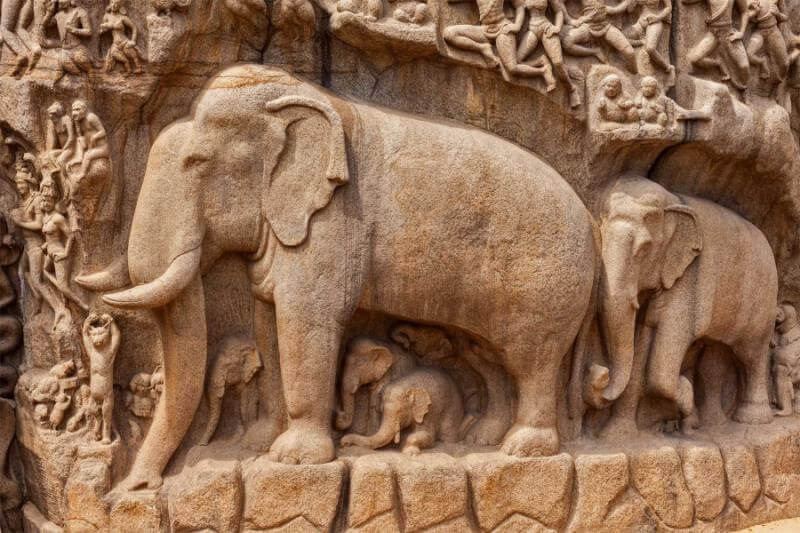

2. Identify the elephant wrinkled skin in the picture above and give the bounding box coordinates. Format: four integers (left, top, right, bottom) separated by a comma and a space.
78, 64, 597, 490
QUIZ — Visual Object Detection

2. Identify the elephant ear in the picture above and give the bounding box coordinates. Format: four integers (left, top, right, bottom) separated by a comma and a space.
368, 345, 395, 382
407, 387, 432, 425
661, 204, 702, 290
262, 95, 349, 247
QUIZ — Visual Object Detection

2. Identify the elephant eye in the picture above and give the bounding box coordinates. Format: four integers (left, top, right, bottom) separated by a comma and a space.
183, 154, 211, 171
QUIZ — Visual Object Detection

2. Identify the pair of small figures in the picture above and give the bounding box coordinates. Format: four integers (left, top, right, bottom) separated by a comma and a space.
597, 73, 671, 127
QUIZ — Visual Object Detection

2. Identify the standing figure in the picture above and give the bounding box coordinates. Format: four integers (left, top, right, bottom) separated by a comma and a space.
561, 0, 639, 73
772, 303, 800, 416
16, 0, 58, 74
683, 0, 750, 92
39, 177, 87, 311
9, 156, 70, 329
444, 0, 552, 82
100, 0, 144, 74
733, 0, 788, 81
516, 0, 582, 105
52, 0, 93, 83
83, 313, 121, 444
614, 0, 672, 74
199, 337, 262, 446
0, 0, 37, 76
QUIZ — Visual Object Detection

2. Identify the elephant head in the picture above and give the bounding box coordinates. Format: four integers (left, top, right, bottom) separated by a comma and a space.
74, 65, 351, 488
341, 383, 432, 450
335, 337, 395, 430
597, 190, 702, 404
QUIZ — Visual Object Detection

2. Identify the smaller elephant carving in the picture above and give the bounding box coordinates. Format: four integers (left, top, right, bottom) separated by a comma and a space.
199, 336, 262, 445
341, 368, 465, 454
772, 303, 800, 416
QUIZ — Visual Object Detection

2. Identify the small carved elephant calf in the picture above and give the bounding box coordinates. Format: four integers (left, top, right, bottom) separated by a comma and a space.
340, 368, 465, 454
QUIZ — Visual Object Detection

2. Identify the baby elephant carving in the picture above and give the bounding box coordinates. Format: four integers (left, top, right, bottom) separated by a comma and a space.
340, 368, 465, 454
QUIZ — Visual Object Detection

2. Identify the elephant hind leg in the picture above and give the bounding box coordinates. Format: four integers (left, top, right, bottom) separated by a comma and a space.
732, 338, 773, 424
500, 336, 564, 457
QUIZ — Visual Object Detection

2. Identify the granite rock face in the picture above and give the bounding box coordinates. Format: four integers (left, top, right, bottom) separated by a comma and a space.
2, 0, 800, 530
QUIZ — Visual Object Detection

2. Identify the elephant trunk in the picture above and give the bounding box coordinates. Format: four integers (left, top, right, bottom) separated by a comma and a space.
75, 254, 130, 291
335, 378, 359, 430
599, 238, 638, 403
102, 247, 202, 309
354, 412, 402, 449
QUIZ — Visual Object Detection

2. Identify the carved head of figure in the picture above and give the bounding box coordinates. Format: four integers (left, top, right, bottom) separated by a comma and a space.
38, 177, 59, 213
71, 100, 88, 124
47, 102, 64, 122
640, 76, 659, 98
777, 303, 798, 334
601, 74, 623, 99
129, 373, 152, 394
14, 155, 38, 198
86, 313, 114, 348
108, 0, 127, 14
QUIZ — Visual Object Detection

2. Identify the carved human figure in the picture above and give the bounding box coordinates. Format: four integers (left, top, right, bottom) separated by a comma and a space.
16, 0, 57, 74
734, 0, 788, 82
39, 177, 87, 311
341, 368, 465, 453
516, 0, 582, 106
199, 337, 262, 446
560, 0, 638, 73
443, 0, 554, 83
0, 0, 37, 75
588, 177, 776, 438
100, 0, 144, 74
30, 360, 75, 430
613, 0, 672, 74
79, 65, 598, 487
124, 372, 159, 440
83, 313, 121, 444
772, 303, 800, 416
596, 73, 639, 124
683, 0, 750, 92
66, 384, 91, 431
635, 76, 669, 126
45, 102, 76, 168
273, 0, 316, 42
9, 156, 70, 329
67, 100, 109, 183
52, 0, 93, 83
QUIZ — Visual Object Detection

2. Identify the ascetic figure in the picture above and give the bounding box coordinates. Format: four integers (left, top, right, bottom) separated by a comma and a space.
772, 303, 800, 416
45, 102, 76, 167
100, 0, 144, 74
82, 313, 121, 444
67, 100, 109, 182
199, 337, 262, 446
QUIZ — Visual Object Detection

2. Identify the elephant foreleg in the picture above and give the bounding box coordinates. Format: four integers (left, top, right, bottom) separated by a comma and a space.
116, 276, 207, 491
646, 326, 695, 422
601, 324, 654, 440
268, 299, 341, 464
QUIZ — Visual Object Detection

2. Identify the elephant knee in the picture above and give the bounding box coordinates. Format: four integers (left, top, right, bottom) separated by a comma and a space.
646, 371, 677, 401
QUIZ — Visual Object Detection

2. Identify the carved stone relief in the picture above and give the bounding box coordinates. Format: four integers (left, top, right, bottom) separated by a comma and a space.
0, 0, 799, 531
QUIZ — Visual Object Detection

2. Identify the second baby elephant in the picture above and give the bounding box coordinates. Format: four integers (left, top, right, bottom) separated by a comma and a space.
340, 368, 465, 454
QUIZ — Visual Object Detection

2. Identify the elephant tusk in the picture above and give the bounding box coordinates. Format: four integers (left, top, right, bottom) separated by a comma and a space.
102, 247, 202, 309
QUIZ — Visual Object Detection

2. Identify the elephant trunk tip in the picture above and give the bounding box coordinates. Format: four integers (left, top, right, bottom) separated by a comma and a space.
75, 256, 130, 291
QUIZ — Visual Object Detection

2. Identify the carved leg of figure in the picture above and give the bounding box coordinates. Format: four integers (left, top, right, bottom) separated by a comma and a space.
746, 32, 768, 79
443, 25, 500, 68
762, 26, 789, 81
542, 34, 581, 106
496, 32, 548, 83
48, 260, 89, 311
101, 395, 113, 444
501, 337, 562, 457
562, 25, 606, 63
688, 32, 723, 75
199, 391, 223, 445
717, 33, 751, 90
600, 324, 654, 440
125, 45, 143, 73
603, 25, 638, 74
643, 22, 671, 73
268, 296, 340, 465
116, 277, 206, 491
732, 339, 773, 424
773, 366, 793, 416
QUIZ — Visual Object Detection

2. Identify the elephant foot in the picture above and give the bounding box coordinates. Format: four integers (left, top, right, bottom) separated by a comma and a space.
776, 408, 793, 417
116, 468, 163, 491
269, 422, 335, 464
680, 410, 700, 434
599, 416, 639, 442
463, 414, 507, 445
500, 424, 558, 457
734, 401, 773, 424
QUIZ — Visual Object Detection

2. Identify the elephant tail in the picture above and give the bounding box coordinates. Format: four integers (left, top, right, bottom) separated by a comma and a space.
567, 225, 601, 428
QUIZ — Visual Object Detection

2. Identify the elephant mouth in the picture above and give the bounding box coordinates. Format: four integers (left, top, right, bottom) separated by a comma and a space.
103, 246, 203, 309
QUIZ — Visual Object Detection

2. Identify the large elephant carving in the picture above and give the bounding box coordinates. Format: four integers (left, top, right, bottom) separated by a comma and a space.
589, 176, 776, 438
77, 64, 598, 490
